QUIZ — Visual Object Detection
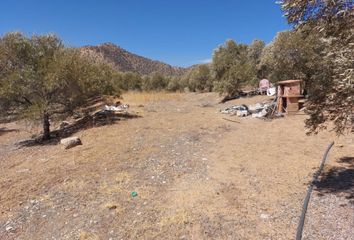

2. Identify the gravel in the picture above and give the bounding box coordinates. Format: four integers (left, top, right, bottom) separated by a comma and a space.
302, 192, 354, 240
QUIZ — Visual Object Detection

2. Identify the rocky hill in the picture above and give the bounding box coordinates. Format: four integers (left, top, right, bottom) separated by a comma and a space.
81, 43, 187, 76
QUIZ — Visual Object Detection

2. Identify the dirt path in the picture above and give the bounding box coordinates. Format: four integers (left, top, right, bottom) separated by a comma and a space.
0, 92, 353, 239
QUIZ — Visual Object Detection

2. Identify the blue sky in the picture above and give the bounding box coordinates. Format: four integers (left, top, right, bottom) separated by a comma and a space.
0, 0, 290, 67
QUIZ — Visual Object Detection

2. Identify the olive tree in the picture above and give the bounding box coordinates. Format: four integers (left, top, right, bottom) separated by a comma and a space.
141, 72, 168, 91
279, 0, 354, 134
258, 30, 324, 83
212, 40, 256, 96
185, 64, 213, 92
0, 32, 120, 140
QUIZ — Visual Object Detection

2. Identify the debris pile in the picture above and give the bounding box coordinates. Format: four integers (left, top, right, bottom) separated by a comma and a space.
220, 105, 248, 116
53, 103, 138, 138
221, 100, 281, 119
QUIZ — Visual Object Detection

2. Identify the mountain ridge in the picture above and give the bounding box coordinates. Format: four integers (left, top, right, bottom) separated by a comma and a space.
80, 42, 188, 76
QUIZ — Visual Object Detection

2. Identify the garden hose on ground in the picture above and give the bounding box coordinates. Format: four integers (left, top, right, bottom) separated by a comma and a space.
296, 141, 335, 240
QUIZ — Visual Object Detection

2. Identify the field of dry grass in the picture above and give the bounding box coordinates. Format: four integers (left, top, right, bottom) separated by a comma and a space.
0, 92, 353, 239
122, 91, 183, 104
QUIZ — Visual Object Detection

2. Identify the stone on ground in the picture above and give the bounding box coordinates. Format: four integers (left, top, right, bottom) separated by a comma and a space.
60, 136, 82, 149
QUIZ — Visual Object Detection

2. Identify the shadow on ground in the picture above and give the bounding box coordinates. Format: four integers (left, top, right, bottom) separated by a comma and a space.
16, 112, 141, 148
314, 156, 354, 204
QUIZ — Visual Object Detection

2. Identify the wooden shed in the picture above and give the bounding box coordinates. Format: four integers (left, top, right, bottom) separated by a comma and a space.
277, 80, 304, 114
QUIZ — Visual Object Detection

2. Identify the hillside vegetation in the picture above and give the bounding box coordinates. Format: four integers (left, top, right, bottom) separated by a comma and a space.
81, 43, 187, 76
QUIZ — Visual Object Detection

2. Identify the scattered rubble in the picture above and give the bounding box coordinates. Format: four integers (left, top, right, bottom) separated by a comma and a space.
252, 108, 268, 118
104, 103, 129, 112
221, 105, 248, 116
221, 100, 281, 119
237, 109, 249, 117
248, 103, 264, 113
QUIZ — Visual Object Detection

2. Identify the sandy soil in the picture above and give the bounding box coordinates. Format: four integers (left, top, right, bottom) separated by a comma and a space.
0, 92, 353, 239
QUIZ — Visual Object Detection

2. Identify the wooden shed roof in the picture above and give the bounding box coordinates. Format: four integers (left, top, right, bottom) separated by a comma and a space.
278, 80, 302, 85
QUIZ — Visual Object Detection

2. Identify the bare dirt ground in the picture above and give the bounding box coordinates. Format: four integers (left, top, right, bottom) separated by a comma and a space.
0, 92, 353, 240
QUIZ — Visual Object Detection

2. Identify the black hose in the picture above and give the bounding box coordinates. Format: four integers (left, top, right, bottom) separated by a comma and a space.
296, 141, 335, 240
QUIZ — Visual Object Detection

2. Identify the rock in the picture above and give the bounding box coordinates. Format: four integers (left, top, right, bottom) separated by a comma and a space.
5, 226, 13, 231
260, 213, 270, 219
60, 136, 82, 149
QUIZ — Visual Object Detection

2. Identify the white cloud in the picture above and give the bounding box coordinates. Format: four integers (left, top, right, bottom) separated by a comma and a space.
198, 58, 212, 64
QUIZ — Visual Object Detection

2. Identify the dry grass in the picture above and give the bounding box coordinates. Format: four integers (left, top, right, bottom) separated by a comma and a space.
102, 202, 125, 215
159, 210, 190, 226
99, 181, 124, 195
122, 91, 183, 105
103, 202, 118, 210
79, 231, 100, 240
114, 171, 131, 184
1, 92, 353, 239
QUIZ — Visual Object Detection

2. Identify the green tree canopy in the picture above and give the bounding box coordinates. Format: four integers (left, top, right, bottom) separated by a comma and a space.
279, 0, 354, 134
184, 64, 213, 92
0, 32, 120, 139
212, 40, 257, 96
258, 30, 323, 83
141, 72, 169, 91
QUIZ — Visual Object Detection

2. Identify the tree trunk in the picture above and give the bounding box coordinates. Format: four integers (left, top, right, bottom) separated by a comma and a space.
42, 113, 51, 140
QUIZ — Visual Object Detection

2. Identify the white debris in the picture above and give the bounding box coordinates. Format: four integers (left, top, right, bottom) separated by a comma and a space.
221, 101, 277, 119
221, 105, 248, 114
267, 87, 276, 96
104, 104, 129, 112
248, 103, 264, 113
252, 109, 268, 118
5, 226, 13, 231
236, 109, 249, 117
